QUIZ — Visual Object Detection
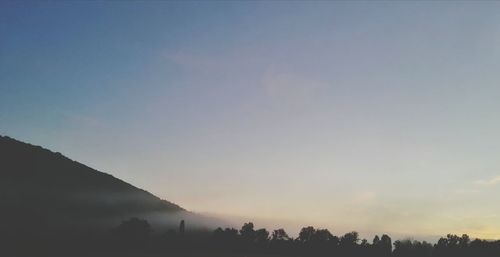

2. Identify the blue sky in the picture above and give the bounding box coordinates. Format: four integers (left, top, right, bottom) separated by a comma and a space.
2, 1, 500, 240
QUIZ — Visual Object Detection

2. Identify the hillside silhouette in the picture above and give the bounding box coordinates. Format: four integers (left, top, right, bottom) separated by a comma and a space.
0, 136, 195, 240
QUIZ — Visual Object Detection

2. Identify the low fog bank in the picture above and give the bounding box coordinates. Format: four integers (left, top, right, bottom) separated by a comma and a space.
125, 210, 230, 233
70, 191, 231, 232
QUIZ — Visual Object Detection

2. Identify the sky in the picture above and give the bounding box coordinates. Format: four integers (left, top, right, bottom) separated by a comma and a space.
2, 1, 500, 241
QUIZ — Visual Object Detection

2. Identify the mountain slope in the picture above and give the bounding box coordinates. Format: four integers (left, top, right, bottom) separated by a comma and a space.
0, 135, 188, 234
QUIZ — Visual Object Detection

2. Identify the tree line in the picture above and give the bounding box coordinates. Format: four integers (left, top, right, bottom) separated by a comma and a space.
106, 217, 500, 257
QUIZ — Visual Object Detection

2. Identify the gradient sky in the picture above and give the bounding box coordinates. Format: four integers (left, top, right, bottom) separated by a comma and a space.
2, 1, 500, 240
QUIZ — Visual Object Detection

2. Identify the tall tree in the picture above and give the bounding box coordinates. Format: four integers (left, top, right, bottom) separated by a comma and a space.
240, 222, 256, 242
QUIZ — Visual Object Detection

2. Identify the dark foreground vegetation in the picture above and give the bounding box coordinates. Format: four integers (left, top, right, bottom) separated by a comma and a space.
5, 217, 500, 257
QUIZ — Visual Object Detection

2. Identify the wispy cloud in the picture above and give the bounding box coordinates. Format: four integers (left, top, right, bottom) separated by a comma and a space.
475, 176, 500, 186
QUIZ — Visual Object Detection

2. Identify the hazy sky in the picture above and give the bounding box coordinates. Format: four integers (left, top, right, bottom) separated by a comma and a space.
2, 1, 500, 240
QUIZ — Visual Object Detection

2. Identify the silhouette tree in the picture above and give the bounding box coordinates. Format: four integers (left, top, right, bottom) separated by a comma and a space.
213, 227, 239, 243
255, 229, 269, 243
225, 228, 239, 237
240, 222, 256, 242
417, 241, 433, 257
393, 239, 433, 257
340, 231, 359, 246
393, 239, 414, 257
213, 227, 224, 239
459, 234, 470, 248
435, 234, 473, 257
381, 234, 392, 256
212, 227, 240, 250
312, 229, 334, 242
179, 220, 185, 236
271, 228, 290, 241
359, 238, 370, 256
298, 226, 316, 242
255, 228, 270, 248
